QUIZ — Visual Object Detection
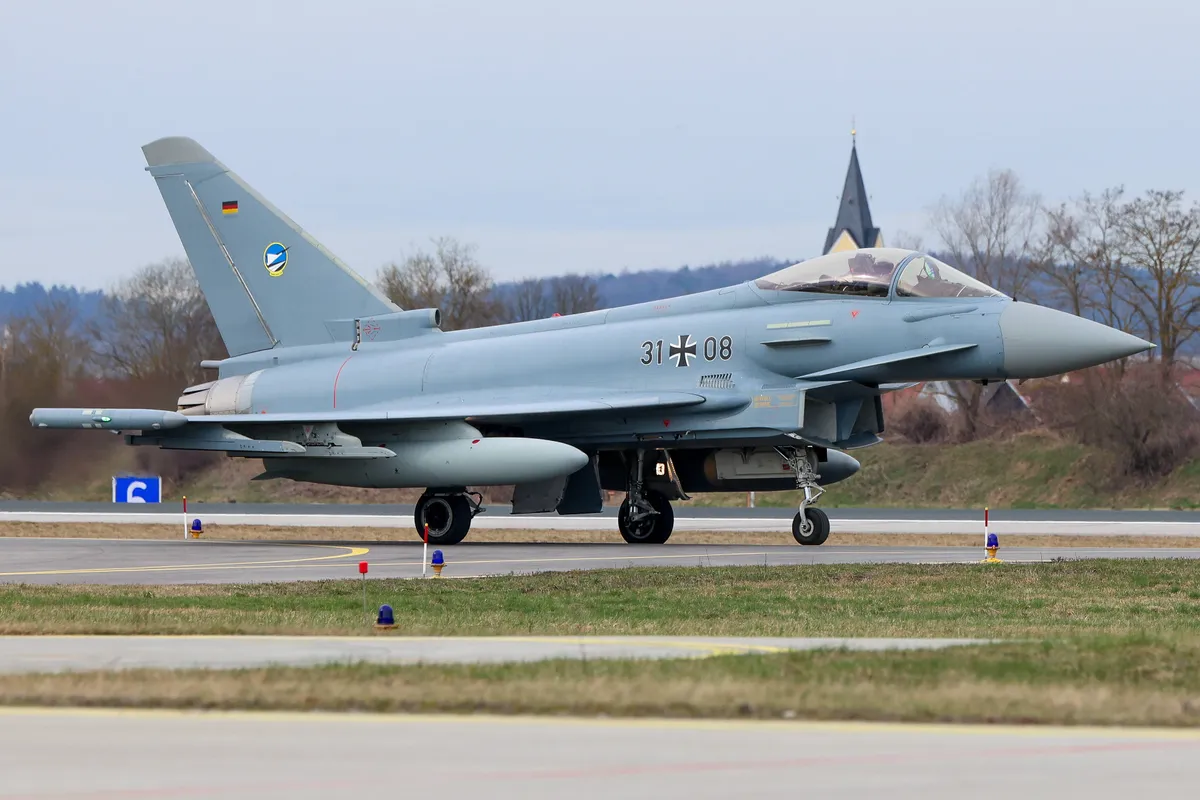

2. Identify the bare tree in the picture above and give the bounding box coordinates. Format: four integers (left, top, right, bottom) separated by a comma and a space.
889, 230, 926, 252
549, 274, 601, 316
91, 258, 225, 389
378, 237, 501, 330
4, 298, 93, 400
929, 169, 1042, 440
931, 169, 1042, 299
507, 278, 550, 322
1038, 364, 1199, 482
1033, 187, 1145, 338
1114, 189, 1200, 367
0, 299, 98, 490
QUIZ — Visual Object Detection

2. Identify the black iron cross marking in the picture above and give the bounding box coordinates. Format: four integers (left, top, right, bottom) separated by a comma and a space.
669, 334, 697, 367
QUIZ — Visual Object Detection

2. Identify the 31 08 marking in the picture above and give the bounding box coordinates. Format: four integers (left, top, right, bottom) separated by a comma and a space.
641, 334, 732, 367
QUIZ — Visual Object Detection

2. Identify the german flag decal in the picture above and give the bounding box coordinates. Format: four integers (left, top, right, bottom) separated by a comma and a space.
221, 200, 238, 215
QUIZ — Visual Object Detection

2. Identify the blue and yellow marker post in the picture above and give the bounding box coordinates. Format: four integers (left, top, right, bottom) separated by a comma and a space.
982, 507, 1002, 563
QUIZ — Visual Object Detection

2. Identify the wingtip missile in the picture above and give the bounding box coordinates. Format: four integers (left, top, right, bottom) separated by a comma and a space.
29, 408, 188, 431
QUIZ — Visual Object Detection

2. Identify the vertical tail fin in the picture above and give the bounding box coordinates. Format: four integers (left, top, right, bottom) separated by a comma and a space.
142, 136, 398, 356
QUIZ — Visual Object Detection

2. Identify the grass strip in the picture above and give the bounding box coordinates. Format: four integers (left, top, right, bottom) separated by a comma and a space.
4, 636, 1200, 727
4, 560, 1200, 638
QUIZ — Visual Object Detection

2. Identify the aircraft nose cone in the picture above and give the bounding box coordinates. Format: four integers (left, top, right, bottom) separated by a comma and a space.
1000, 301, 1154, 378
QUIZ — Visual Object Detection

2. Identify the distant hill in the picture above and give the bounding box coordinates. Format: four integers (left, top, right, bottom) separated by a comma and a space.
0, 284, 104, 324
589, 257, 794, 308
0, 258, 791, 329
490, 256, 795, 312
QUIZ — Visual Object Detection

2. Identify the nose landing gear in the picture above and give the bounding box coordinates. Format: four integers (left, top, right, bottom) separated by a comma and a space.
777, 446, 831, 546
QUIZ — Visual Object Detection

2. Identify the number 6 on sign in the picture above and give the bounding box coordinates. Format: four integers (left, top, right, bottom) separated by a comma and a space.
111, 476, 162, 504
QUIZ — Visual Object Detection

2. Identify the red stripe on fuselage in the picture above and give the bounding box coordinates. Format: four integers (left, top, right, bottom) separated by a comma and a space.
332, 356, 354, 408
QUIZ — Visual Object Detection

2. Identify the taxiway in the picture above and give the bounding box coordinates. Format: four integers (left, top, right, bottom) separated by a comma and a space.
2, 501, 1199, 535
3, 538, 1199, 584
2, 708, 1196, 799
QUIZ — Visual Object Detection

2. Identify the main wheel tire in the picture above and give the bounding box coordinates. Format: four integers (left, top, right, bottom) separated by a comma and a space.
414, 494, 472, 545
792, 507, 830, 546
618, 491, 674, 544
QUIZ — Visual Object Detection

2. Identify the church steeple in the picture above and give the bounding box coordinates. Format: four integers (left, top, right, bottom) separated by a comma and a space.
823, 136, 883, 254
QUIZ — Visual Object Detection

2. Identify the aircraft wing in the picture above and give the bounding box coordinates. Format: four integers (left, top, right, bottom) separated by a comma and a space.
30, 389, 749, 433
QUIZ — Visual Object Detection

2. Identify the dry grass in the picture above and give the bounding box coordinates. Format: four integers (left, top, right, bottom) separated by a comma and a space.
5, 638, 1200, 726
1, 521, 1197, 549
4, 560, 1200, 638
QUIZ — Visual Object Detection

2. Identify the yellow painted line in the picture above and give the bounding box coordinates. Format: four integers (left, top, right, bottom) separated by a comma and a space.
0, 541, 1050, 580
92, 548, 1007, 575
0, 548, 784, 576
2, 707, 1199, 740
0, 536, 302, 544
0, 544, 370, 578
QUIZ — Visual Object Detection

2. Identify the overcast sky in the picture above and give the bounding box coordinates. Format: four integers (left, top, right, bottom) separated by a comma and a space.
1, 0, 1197, 291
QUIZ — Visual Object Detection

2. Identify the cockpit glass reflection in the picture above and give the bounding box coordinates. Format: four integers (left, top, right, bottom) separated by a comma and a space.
754, 248, 1006, 300
895, 255, 1005, 299
754, 248, 912, 298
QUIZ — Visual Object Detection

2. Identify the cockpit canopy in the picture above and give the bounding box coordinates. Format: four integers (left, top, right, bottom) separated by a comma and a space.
754, 248, 1005, 300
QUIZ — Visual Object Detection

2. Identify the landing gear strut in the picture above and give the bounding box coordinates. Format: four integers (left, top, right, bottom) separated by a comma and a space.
777, 447, 830, 546
414, 490, 483, 546
618, 449, 675, 544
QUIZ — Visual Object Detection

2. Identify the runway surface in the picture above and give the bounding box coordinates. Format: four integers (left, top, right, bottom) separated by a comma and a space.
3, 500, 1200, 535
3, 538, 1199, 585
3, 708, 1198, 799
0, 635, 991, 674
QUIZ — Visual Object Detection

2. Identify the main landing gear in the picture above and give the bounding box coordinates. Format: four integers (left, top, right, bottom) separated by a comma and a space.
617, 450, 677, 544
414, 489, 484, 546
778, 446, 830, 546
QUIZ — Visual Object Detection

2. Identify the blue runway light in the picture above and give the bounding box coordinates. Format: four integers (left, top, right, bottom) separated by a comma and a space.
431, 549, 445, 577
375, 604, 396, 629
190, 518, 203, 539
984, 531, 1002, 563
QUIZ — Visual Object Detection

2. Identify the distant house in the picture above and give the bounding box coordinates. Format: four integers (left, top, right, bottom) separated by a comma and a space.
1171, 358, 1200, 410
917, 380, 1037, 419
878, 379, 1037, 419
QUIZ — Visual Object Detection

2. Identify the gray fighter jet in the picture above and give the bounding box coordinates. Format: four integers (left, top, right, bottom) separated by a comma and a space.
31, 137, 1153, 545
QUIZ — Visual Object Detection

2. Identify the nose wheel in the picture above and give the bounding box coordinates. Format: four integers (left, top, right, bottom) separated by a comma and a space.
777, 445, 831, 546
792, 507, 830, 545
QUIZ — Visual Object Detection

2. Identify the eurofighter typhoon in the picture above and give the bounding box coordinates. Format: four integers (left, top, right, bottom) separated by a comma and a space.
31, 138, 1153, 545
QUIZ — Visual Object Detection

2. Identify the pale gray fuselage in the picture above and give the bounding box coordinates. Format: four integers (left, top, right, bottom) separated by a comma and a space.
198, 275, 1010, 492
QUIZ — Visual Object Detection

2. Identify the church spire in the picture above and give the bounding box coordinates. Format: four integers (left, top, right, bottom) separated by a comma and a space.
823, 133, 882, 254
